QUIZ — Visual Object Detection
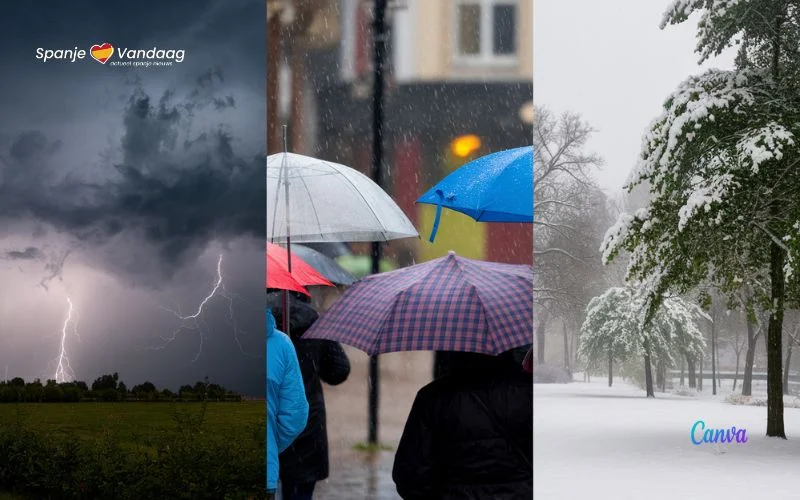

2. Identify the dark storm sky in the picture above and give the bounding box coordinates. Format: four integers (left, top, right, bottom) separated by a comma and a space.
0, 0, 266, 395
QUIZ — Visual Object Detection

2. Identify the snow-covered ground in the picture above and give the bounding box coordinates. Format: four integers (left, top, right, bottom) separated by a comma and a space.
535, 378, 800, 499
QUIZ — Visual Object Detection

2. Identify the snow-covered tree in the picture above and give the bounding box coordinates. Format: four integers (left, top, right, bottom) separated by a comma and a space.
601, 0, 800, 437
580, 287, 641, 387
580, 286, 706, 397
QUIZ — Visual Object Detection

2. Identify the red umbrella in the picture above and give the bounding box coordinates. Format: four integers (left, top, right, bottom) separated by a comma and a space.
266, 253, 311, 296
266, 242, 334, 292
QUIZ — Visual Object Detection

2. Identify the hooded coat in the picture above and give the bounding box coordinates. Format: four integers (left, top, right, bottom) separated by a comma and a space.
392, 352, 532, 500
522, 347, 533, 373
269, 298, 351, 485
266, 309, 308, 492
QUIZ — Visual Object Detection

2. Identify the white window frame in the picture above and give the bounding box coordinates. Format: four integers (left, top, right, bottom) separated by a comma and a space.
452, 0, 519, 67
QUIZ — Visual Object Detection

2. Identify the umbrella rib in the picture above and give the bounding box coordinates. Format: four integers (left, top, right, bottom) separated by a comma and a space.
337, 168, 387, 240
267, 156, 287, 243
298, 173, 325, 239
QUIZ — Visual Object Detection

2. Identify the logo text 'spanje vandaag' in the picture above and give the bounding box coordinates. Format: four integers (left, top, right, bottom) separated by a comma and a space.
35, 42, 185, 66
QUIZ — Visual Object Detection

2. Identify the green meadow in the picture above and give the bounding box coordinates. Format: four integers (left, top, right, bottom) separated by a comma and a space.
0, 402, 267, 499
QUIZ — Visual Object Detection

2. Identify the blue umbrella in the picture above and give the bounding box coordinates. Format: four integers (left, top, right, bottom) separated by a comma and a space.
416, 146, 533, 242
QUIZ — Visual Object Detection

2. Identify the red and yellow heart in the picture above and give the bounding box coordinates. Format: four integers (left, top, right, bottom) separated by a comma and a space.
90, 43, 114, 64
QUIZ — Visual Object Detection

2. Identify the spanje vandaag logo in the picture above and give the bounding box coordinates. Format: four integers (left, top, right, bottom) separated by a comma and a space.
35, 42, 185, 67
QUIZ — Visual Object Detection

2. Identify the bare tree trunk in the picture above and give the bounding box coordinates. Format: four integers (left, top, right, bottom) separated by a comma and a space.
655, 359, 665, 392
766, 237, 786, 438
608, 351, 613, 387
699, 356, 704, 392
764, 27, 785, 441
712, 318, 717, 396
784, 341, 792, 396
644, 353, 655, 398
572, 325, 580, 371
536, 312, 548, 364
680, 359, 685, 386
733, 350, 741, 392
687, 356, 696, 388
743, 313, 757, 396
563, 320, 570, 373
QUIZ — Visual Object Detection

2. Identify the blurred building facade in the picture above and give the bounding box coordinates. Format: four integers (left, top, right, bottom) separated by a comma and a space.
270, 0, 533, 265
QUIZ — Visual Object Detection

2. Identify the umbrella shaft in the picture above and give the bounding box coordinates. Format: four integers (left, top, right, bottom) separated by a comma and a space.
279, 127, 293, 337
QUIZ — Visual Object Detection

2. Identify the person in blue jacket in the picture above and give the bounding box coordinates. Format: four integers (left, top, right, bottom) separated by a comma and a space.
267, 309, 309, 499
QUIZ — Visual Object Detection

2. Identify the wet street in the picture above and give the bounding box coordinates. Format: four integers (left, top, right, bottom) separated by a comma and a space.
313, 348, 433, 499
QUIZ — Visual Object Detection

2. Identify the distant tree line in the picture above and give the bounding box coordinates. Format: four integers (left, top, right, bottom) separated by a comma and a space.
0, 373, 242, 403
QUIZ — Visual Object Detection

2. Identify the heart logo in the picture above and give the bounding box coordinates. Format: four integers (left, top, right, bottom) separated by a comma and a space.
90, 43, 114, 64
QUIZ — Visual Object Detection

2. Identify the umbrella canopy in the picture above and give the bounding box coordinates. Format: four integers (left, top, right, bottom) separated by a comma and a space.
267, 242, 333, 288
304, 251, 533, 356
267, 242, 334, 289
265, 257, 310, 296
267, 152, 419, 243
299, 242, 352, 258
417, 146, 533, 242
290, 244, 357, 286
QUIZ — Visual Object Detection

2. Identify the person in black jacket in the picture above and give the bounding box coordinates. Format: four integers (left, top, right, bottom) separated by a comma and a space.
392, 350, 532, 500
267, 291, 351, 500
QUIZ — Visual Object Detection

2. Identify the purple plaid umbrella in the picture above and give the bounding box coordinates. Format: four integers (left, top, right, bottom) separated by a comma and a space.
303, 251, 532, 355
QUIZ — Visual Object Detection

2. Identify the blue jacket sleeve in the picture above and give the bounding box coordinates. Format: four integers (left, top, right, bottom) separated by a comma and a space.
275, 341, 309, 453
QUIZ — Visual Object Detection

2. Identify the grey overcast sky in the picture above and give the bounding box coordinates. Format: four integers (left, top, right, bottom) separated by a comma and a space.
534, 0, 736, 194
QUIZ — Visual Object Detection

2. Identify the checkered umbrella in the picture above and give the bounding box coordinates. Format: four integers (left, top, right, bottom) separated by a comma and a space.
303, 251, 533, 355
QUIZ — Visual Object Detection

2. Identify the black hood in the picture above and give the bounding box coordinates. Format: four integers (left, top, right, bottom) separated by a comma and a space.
266, 292, 319, 338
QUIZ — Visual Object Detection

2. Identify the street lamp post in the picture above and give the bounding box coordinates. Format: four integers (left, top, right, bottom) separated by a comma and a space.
368, 0, 388, 446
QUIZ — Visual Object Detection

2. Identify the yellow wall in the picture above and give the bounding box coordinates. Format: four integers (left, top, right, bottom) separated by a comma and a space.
417, 205, 487, 262
416, 146, 487, 262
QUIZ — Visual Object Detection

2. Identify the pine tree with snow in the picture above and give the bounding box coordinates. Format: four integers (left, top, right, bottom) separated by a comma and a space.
602, 0, 800, 437
580, 287, 706, 397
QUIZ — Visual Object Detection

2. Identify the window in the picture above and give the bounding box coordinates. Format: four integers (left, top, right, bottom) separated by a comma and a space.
454, 0, 518, 64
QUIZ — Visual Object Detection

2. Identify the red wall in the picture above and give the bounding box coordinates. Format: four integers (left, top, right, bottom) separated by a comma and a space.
487, 223, 533, 265
392, 136, 421, 225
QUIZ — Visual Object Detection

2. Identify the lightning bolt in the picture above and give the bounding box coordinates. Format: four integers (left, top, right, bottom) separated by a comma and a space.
146, 253, 255, 363
53, 296, 79, 383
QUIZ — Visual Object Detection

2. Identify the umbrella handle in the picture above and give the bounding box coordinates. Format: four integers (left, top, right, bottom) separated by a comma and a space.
428, 190, 445, 243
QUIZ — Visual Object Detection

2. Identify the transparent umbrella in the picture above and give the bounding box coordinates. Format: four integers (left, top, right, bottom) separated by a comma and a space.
267, 152, 419, 244
267, 152, 418, 334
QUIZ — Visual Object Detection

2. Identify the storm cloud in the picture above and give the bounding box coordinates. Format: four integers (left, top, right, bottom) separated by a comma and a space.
4, 247, 43, 260
1, 84, 264, 284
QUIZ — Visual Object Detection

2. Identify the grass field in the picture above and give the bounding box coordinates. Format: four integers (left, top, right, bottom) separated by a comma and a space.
0, 401, 265, 447
0, 401, 267, 498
